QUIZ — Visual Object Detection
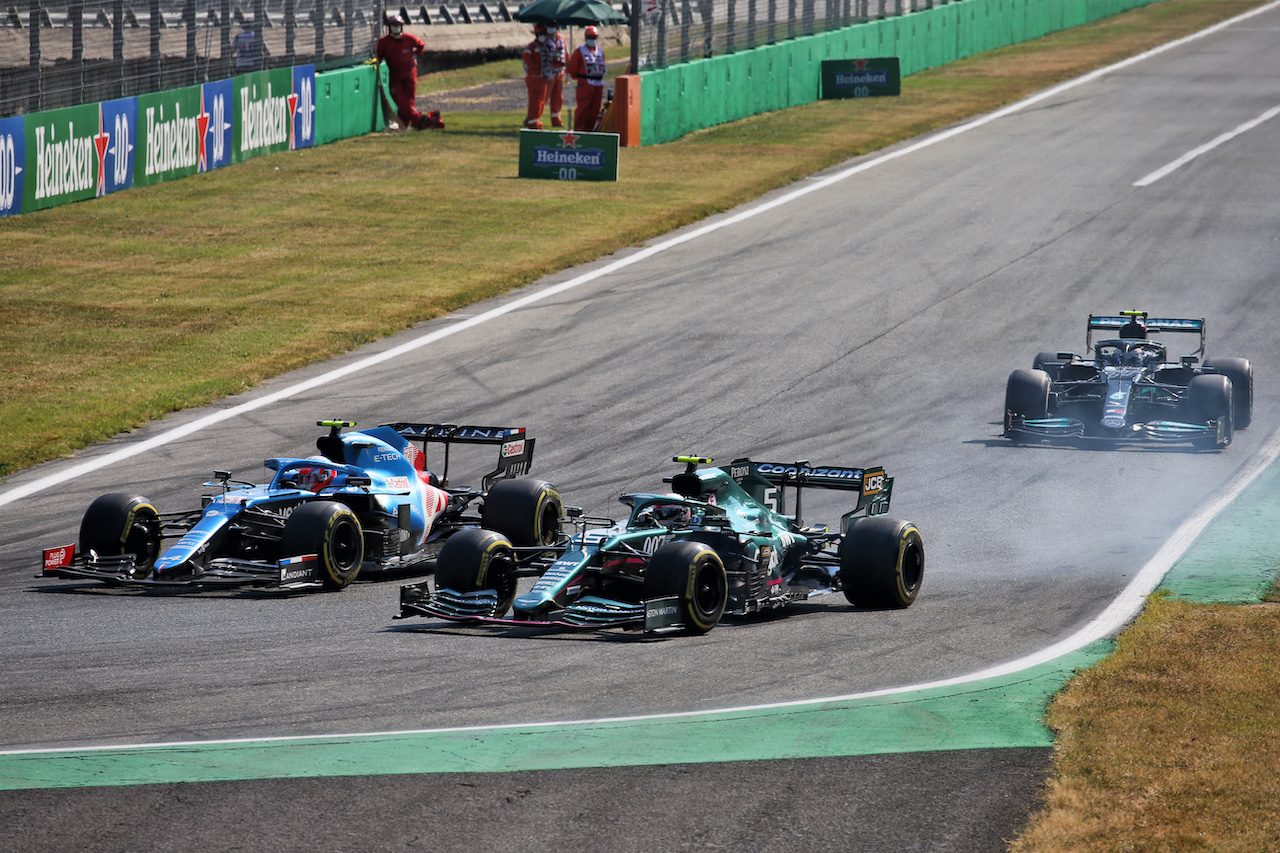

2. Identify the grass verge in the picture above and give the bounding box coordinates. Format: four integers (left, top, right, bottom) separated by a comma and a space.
0, 0, 1270, 478
1011, 592, 1280, 852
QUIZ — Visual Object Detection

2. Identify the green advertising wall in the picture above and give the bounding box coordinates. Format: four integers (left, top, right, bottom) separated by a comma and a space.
638, 0, 1166, 145
314, 64, 386, 146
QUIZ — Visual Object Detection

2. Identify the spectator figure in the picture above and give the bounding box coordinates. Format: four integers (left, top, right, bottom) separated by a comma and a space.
545, 25, 569, 128
522, 23, 567, 129
233, 21, 269, 71
566, 25, 606, 131
375, 13, 444, 130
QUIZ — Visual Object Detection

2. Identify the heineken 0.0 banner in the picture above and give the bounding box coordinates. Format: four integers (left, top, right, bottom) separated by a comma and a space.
518, 129, 618, 182
233, 66, 315, 165
820, 58, 902, 99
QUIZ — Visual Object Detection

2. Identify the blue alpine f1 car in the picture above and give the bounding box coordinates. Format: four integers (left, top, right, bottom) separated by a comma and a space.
396, 455, 924, 636
40, 420, 562, 591
1004, 311, 1253, 449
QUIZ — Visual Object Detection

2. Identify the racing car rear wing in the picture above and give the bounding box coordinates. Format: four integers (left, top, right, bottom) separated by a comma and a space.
378, 423, 534, 490
724, 458, 892, 522
1087, 312, 1205, 357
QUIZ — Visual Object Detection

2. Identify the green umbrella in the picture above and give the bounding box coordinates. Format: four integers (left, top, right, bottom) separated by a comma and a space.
513, 0, 629, 26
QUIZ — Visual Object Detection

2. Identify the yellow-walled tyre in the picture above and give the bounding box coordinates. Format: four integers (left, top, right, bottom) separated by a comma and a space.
435, 528, 518, 616
481, 478, 562, 548
281, 502, 364, 590
644, 540, 727, 635
839, 517, 924, 609
79, 493, 162, 580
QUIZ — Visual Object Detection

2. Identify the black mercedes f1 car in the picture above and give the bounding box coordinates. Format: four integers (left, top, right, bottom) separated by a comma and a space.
1003, 311, 1252, 449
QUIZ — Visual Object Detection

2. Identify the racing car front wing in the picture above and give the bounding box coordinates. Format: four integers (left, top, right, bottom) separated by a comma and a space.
41, 546, 336, 591
1005, 415, 1223, 444
396, 583, 688, 634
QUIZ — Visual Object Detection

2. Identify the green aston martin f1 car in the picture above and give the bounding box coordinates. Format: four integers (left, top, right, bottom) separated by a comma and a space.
396, 455, 924, 636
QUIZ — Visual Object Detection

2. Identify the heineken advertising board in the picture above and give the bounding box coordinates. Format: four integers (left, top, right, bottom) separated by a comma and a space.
820, 58, 901, 99
518, 129, 618, 182
232, 66, 316, 164
0, 115, 27, 216
0, 66, 316, 216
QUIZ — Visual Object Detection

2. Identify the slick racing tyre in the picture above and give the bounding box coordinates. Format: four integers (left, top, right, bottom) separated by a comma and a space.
839, 516, 924, 609
79, 493, 162, 580
435, 528, 519, 616
481, 478, 562, 549
280, 501, 364, 590
1032, 351, 1065, 380
1203, 357, 1252, 430
1005, 369, 1051, 420
644, 541, 727, 635
1187, 374, 1233, 450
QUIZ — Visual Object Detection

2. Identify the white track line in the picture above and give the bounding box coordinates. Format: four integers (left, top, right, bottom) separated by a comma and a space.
6, 423, 1279, 758
4, 0, 1276, 511
1135, 104, 1280, 186
3, 4, 1279, 758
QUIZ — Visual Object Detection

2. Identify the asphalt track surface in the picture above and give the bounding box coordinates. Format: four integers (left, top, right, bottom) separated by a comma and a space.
2, 7, 1279, 850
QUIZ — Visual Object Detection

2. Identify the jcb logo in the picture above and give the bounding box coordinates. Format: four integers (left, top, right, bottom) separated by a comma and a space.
863, 472, 885, 495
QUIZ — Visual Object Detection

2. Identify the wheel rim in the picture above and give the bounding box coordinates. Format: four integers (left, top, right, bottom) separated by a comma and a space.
901, 539, 924, 595
691, 558, 726, 621
123, 520, 159, 577
331, 519, 362, 571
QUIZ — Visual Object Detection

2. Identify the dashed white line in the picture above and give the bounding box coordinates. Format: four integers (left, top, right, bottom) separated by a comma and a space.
1135, 104, 1280, 186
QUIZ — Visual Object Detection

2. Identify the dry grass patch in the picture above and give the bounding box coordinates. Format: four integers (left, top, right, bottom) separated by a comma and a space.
1012, 594, 1280, 852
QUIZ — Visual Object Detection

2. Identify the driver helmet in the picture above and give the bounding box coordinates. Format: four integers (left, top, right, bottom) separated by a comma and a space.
1124, 347, 1148, 367
387, 12, 404, 34
294, 457, 337, 492
650, 495, 691, 527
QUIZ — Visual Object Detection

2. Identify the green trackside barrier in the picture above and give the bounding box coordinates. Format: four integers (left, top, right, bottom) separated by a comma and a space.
638, 0, 1169, 145
314, 63, 385, 146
